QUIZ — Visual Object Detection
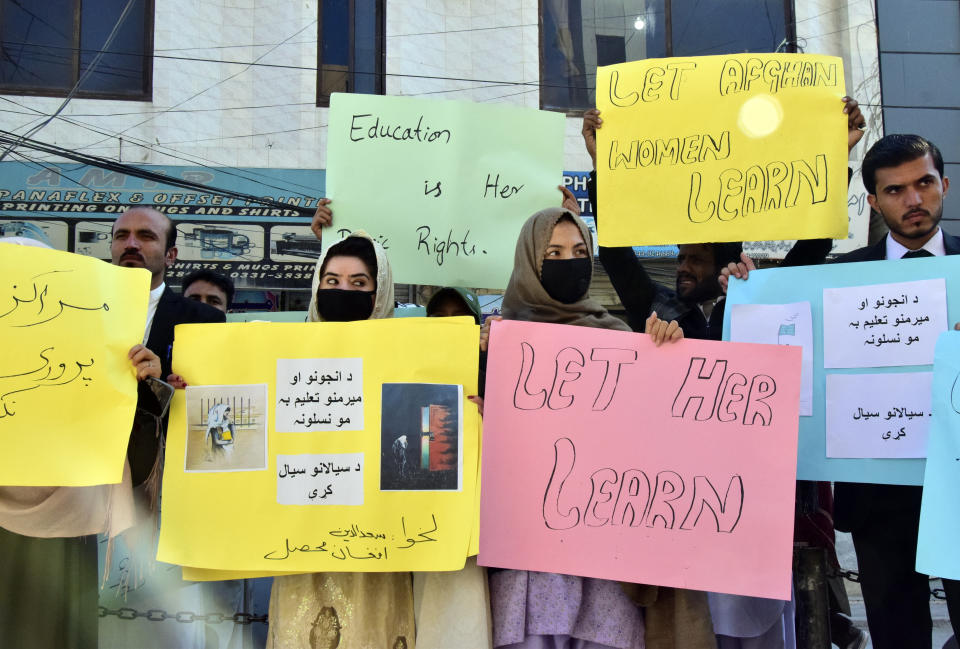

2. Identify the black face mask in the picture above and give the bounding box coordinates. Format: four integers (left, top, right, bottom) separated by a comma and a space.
315, 289, 375, 322
540, 258, 592, 304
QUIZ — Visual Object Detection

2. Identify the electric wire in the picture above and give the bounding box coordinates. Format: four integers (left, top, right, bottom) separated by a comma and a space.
0, 0, 138, 162
0, 128, 317, 216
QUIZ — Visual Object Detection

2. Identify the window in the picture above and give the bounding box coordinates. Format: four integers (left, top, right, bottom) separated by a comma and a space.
317, 0, 384, 107
540, 0, 794, 112
0, 0, 153, 100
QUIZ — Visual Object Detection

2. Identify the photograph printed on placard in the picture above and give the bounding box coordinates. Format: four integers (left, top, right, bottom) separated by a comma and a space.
380, 383, 462, 491
184, 384, 268, 472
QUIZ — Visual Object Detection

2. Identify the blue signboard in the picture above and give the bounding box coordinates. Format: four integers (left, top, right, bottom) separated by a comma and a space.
0, 162, 325, 289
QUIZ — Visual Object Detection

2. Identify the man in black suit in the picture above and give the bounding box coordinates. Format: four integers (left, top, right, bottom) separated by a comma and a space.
831, 134, 959, 649
111, 207, 225, 484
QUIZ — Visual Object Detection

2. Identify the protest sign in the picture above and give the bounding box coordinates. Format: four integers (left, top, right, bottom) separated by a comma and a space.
157, 317, 480, 573
596, 54, 847, 246
725, 255, 960, 483
326, 93, 564, 288
0, 244, 148, 486
917, 332, 960, 579
478, 320, 800, 600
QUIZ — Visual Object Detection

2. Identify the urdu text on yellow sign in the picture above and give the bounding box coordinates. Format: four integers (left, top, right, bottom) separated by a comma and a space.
596, 54, 848, 246
0, 245, 148, 486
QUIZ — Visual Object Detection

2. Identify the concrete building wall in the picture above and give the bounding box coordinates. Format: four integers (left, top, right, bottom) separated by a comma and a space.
0, 1, 891, 174
877, 0, 960, 223
0, 0, 545, 172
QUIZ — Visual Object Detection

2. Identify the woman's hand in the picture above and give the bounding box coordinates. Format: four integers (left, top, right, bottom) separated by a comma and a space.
645, 311, 683, 346
310, 198, 333, 240
468, 395, 484, 418
559, 185, 580, 216
480, 315, 503, 353
128, 344, 161, 381
167, 373, 188, 389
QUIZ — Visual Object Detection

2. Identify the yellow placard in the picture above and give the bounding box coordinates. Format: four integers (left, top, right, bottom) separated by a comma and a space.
0, 245, 149, 486
158, 318, 480, 573
596, 54, 848, 246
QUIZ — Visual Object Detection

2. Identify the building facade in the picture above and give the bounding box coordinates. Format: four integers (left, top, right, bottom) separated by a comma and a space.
1, 0, 954, 307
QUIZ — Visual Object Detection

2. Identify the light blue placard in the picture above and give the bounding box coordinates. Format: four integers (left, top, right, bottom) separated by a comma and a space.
226, 311, 308, 323
916, 332, 960, 578
226, 307, 426, 322
723, 255, 960, 485
395, 305, 427, 318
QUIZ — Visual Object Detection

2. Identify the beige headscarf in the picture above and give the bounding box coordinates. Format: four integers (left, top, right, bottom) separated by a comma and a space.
0, 237, 135, 538
502, 207, 630, 331
307, 231, 394, 322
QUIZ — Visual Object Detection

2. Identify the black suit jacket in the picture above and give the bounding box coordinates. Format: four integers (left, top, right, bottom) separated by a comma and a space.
129, 286, 225, 484
145, 286, 226, 380
832, 230, 960, 532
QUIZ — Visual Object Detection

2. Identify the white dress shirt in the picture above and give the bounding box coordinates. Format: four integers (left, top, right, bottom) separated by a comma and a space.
143, 283, 165, 344
885, 227, 945, 261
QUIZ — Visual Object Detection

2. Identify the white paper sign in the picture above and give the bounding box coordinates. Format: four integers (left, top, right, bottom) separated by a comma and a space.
275, 358, 364, 432
729, 301, 814, 416
822, 279, 947, 368
825, 372, 933, 458
275, 453, 364, 505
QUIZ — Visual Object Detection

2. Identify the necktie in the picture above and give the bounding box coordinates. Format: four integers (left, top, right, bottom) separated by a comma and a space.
902, 249, 933, 259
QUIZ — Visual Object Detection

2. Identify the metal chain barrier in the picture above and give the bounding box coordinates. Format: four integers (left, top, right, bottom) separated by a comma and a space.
98, 607, 267, 624
830, 569, 948, 600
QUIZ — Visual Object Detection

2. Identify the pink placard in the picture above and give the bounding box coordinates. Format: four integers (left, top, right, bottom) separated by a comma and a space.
478, 320, 801, 599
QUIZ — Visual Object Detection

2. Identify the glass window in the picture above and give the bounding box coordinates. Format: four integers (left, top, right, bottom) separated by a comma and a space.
671, 0, 787, 57
541, 0, 791, 112
0, 0, 153, 99
318, 0, 384, 106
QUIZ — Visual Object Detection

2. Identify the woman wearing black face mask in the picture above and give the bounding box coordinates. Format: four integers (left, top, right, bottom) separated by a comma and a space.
269, 232, 416, 649
498, 208, 622, 328
308, 232, 394, 323
497, 207, 681, 340
488, 208, 711, 649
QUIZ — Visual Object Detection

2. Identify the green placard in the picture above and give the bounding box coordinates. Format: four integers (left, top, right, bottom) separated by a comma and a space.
327, 93, 565, 288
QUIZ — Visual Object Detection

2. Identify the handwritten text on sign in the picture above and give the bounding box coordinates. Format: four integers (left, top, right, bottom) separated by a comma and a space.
595, 54, 847, 246
327, 93, 564, 288
478, 320, 801, 599
0, 245, 149, 486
